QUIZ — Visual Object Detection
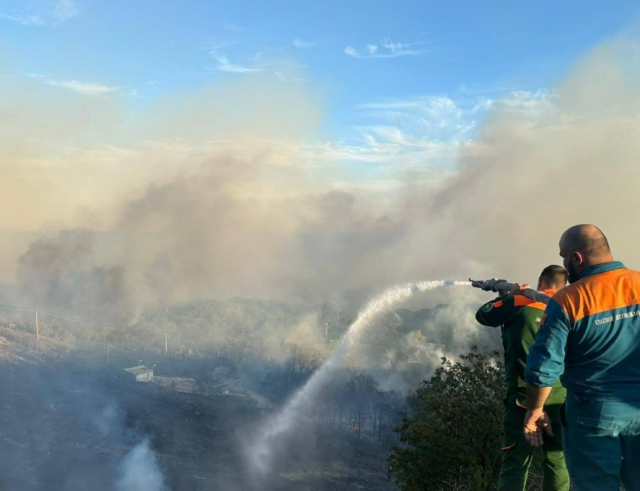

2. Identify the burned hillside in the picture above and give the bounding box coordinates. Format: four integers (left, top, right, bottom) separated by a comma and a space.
0, 292, 498, 491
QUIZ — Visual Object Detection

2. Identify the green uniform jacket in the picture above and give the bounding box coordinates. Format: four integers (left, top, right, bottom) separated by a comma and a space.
476, 290, 565, 407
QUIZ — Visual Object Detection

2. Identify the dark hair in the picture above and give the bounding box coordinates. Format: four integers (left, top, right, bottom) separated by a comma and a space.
539, 265, 568, 288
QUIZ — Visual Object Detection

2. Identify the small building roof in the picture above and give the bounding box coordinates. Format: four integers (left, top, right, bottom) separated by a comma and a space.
124, 365, 153, 376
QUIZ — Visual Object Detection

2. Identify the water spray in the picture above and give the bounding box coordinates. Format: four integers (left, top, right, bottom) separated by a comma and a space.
247, 279, 471, 474
469, 278, 551, 304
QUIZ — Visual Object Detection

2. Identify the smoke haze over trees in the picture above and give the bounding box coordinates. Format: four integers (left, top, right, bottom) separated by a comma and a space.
3, 41, 640, 325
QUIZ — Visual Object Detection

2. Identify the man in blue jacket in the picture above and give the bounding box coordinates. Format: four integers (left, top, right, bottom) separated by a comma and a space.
523, 224, 640, 491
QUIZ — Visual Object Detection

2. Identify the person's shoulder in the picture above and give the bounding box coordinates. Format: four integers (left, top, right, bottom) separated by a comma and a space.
480, 295, 515, 311
547, 282, 588, 322
521, 300, 547, 312
624, 268, 640, 282
615, 268, 640, 300
551, 268, 640, 321
512, 294, 530, 307
564, 267, 640, 295
551, 282, 582, 306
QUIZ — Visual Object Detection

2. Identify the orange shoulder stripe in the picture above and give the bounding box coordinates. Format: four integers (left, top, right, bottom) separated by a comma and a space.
514, 295, 532, 307
524, 301, 547, 311
552, 269, 640, 322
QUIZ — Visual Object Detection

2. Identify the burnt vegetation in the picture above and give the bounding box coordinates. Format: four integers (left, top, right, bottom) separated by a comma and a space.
0, 299, 414, 490
0, 296, 554, 491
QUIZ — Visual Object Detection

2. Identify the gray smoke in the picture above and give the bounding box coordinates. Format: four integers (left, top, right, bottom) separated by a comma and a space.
16, 230, 135, 325
2, 39, 640, 373
116, 440, 166, 491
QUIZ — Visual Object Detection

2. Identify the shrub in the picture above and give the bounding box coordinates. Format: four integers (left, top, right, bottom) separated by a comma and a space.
389, 349, 504, 491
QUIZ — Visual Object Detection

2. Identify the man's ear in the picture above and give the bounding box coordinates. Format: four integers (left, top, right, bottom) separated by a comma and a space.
572, 251, 584, 266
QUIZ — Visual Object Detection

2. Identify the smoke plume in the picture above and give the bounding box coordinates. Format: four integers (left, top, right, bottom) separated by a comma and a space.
116, 440, 166, 491
3, 40, 640, 330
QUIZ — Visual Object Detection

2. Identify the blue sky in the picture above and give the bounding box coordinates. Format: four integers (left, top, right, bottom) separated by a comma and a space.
1, 0, 640, 183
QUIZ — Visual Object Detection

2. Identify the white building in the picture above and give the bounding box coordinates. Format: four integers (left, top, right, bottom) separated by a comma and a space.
124, 365, 154, 383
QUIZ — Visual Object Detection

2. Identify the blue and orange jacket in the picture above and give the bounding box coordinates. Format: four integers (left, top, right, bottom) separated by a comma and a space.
526, 261, 640, 401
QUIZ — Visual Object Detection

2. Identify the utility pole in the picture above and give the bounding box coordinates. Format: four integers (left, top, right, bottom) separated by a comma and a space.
35, 309, 39, 342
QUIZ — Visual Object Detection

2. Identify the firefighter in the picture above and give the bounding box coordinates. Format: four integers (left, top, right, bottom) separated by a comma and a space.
524, 224, 640, 491
476, 266, 570, 491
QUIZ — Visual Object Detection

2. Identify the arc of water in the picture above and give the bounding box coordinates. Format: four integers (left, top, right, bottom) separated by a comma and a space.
248, 280, 471, 473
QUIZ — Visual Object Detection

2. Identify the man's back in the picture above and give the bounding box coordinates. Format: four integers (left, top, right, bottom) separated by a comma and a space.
476, 291, 565, 405
530, 261, 640, 400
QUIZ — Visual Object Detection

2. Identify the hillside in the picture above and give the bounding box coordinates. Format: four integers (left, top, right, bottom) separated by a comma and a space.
0, 322, 398, 491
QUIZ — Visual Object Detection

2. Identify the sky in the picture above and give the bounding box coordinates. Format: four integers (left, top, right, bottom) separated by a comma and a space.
1, 0, 640, 233
3, 1, 638, 138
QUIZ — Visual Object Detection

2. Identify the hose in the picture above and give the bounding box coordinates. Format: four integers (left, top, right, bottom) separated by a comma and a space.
469, 278, 551, 305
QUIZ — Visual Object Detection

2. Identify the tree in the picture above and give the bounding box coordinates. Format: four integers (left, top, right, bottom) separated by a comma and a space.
389, 349, 504, 491
345, 371, 379, 438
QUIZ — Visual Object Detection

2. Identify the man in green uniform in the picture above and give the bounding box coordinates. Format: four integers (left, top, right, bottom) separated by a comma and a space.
476, 265, 570, 491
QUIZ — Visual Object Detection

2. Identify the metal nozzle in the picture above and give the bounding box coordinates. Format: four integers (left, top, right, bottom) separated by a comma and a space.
469, 278, 485, 289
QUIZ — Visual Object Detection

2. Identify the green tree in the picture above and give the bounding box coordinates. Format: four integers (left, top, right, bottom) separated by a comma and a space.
389, 349, 504, 491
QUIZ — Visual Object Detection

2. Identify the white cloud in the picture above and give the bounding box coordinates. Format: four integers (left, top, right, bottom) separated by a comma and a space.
380, 37, 425, 56
293, 37, 317, 49
284, 130, 468, 175
344, 46, 360, 58
471, 97, 494, 113
344, 37, 428, 59
51, 0, 77, 22
320, 94, 499, 172
275, 71, 302, 83
334, 89, 554, 174
210, 52, 259, 74
45, 78, 120, 96
359, 96, 470, 141
1, 0, 78, 26
358, 91, 555, 143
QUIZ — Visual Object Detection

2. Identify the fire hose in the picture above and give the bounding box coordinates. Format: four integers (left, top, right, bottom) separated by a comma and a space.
469, 278, 552, 305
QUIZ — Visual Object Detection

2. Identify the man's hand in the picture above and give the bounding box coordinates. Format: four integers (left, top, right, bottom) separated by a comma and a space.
510, 283, 532, 296
523, 409, 553, 447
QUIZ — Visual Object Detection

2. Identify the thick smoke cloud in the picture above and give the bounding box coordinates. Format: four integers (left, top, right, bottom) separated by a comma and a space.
4, 40, 640, 333
16, 230, 135, 324
415, 41, 640, 282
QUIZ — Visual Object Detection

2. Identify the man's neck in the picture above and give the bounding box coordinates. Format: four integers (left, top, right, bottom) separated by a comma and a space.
538, 285, 558, 292
581, 256, 616, 273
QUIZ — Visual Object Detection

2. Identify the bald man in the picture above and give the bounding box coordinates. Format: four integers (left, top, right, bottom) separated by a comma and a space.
523, 225, 640, 491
